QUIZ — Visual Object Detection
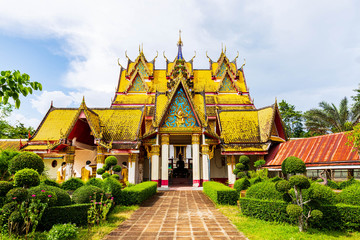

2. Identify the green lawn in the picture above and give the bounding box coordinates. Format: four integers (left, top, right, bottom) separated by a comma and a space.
218, 205, 360, 240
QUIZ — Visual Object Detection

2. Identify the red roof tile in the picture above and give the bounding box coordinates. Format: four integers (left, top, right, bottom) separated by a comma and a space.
265, 132, 360, 167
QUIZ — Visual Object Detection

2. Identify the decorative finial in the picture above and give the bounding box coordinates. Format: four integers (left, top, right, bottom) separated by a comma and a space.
82, 96, 85, 103
125, 50, 130, 60
224, 45, 226, 54
142, 43, 143, 53
117, 58, 123, 68
139, 45, 141, 53
152, 51, 158, 62
177, 30, 183, 46
221, 43, 223, 53
191, 51, 196, 61
50, 100, 53, 108
241, 58, 246, 69
233, 51, 239, 63
163, 51, 168, 61
206, 51, 211, 62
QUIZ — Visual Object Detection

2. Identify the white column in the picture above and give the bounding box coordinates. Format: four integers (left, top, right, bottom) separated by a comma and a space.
227, 155, 236, 186
192, 134, 200, 187
202, 144, 210, 183
128, 154, 138, 184
151, 144, 160, 185
161, 134, 169, 188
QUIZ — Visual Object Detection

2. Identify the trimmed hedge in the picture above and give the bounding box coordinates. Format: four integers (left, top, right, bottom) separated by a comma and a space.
120, 181, 157, 206
203, 181, 237, 205
39, 203, 91, 230
246, 181, 283, 201
61, 178, 84, 191
239, 197, 360, 230
239, 198, 291, 223
338, 183, 360, 206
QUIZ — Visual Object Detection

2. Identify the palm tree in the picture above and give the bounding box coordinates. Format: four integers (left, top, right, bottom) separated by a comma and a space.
304, 97, 360, 135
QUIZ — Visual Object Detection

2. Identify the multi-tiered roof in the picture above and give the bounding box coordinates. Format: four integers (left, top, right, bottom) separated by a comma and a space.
22, 36, 286, 155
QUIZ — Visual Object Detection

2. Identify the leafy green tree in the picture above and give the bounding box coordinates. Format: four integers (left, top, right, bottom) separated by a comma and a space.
278, 100, 304, 138
0, 70, 42, 108
304, 97, 358, 135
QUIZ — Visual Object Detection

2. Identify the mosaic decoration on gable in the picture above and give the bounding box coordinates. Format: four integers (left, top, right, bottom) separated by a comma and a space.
137, 61, 148, 77
162, 87, 199, 128
128, 75, 145, 92
216, 62, 226, 77
219, 75, 236, 92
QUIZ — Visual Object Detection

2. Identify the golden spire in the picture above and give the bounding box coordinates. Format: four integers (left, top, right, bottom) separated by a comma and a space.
177, 29, 183, 46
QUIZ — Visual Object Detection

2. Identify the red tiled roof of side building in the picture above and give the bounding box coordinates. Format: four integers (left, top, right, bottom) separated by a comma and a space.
265, 132, 360, 168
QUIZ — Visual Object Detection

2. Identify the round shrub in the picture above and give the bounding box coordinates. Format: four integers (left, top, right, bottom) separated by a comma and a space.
286, 204, 302, 218
9, 152, 44, 174
339, 178, 359, 190
72, 185, 104, 204
249, 176, 263, 186
311, 209, 323, 221
96, 168, 105, 175
289, 175, 310, 189
270, 176, 282, 182
245, 181, 283, 200
275, 180, 291, 193
0, 149, 20, 179
112, 165, 122, 172
105, 156, 118, 166
233, 168, 240, 175
239, 155, 250, 165
254, 159, 266, 168
14, 168, 40, 188
111, 174, 120, 180
35, 184, 71, 206
28, 185, 61, 207
86, 178, 104, 189
103, 164, 110, 171
0, 181, 14, 197
41, 179, 61, 188
237, 172, 247, 179
47, 223, 78, 240
235, 163, 245, 171
102, 172, 110, 179
234, 178, 250, 194
6, 187, 28, 203
61, 178, 84, 191
2, 201, 17, 214
339, 183, 360, 206
103, 177, 122, 205
281, 156, 306, 174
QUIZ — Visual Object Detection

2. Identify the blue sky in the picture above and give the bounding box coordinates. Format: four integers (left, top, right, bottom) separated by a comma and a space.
0, 0, 359, 128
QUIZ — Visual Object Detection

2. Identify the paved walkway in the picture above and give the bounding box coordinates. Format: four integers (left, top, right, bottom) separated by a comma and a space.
104, 191, 247, 240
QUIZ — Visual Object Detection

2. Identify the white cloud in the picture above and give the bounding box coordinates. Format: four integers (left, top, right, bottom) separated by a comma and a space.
0, 0, 359, 127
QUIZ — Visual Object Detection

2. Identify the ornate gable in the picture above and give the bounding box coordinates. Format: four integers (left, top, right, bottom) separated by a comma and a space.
127, 74, 147, 92
162, 87, 199, 128
218, 74, 237, 92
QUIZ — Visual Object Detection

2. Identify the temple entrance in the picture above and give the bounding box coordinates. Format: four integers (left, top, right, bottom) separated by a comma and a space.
168, 145, 192, 186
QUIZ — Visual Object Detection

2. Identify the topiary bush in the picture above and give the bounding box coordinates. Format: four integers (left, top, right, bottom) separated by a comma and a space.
270, 176, 282, 182
96, 168, 105, 175
275, 180, 291, 193
339, 178, 359, 190
6, 187, 28, 203
237, 172, 247, 179
86, 178, 104, 189
8, 152, 44, 174
281, 156, 306, 175
234, 178, 250, 195
41, 179, 61, 188
304, 182, 337, 206
102, 172, 110, 179
103, 177, 122, 205
61, 178, 84, 191
111, 174, 120, 180
289, 175, 310, 190
246, 181, 283, 201
338, 183, 360, 206
29, 184, 71, 207
249, 176, 263, 186
47, 223, 78, 240
72, 185, 104, 204
287, 204, 302, 218
0, 181, 13, 197
112, 165, 122, 172
28, 188, 58, 207
327, 179, 340, 190
0, 149, 20, 180
105, 156, 118, 166
14, 168, 40, 188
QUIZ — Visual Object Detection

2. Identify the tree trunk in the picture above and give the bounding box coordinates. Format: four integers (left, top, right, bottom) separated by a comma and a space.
298, 214, 304, 232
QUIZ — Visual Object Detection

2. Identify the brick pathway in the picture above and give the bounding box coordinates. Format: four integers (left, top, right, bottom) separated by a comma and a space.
104, 191, 247, 240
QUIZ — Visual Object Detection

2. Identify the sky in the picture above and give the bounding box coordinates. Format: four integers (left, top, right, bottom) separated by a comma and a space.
0, 0, 359, 129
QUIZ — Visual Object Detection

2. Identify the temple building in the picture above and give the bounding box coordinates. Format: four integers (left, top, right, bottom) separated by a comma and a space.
21, 35, 287, 187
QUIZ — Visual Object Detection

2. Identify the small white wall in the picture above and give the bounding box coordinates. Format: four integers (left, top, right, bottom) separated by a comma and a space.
43, 158, 63, 180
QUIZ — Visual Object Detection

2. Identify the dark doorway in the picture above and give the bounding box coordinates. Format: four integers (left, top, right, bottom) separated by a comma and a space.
168, 145, 192, 186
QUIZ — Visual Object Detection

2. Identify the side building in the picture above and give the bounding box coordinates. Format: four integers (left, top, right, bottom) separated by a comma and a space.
21, 37, 287, 187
